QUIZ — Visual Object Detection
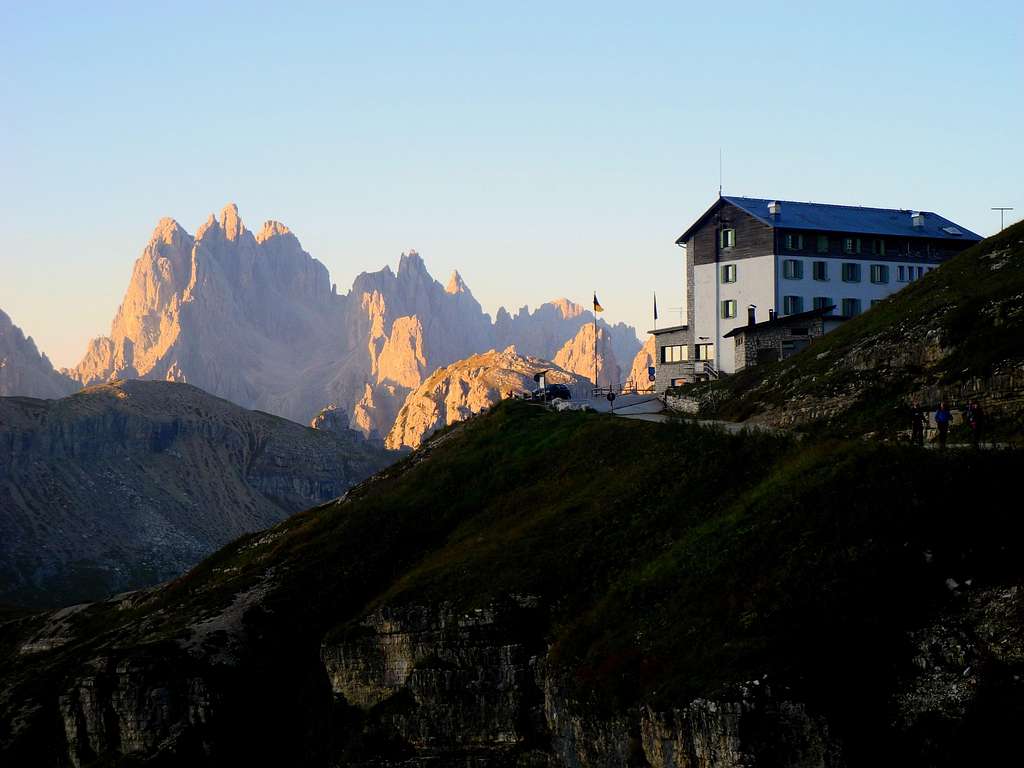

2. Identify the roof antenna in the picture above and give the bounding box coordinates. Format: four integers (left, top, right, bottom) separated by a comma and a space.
718, 148, 723, 198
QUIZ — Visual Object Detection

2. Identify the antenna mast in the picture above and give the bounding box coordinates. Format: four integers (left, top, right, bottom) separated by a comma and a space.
992, 207, 1014, 231
718, 149, 722, 197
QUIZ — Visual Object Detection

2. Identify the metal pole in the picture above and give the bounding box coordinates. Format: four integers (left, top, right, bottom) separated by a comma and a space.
992, 207, 1014, 231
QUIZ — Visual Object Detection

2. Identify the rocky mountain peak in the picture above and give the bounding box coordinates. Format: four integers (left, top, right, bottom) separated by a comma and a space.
195, 212, 219, 240
550, 297, 584, 319
220, 202, 245, 241
385, 349, 585, 449
256, 219, 293, 244
397, 250, 428, 279
61, 203, 639, 435
446, 270, 468, 295
553, 323, 621, 388
149, 217, 186, 246
0, 308, 77, 399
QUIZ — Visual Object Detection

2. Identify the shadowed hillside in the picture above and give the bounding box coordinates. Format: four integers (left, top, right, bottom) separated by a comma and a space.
1, 400, 1022, 766
0, 380, 395, 607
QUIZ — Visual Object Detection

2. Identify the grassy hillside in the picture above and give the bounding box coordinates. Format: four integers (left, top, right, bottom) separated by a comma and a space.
2, 402, 1023, 765
679, 220, 1024, 438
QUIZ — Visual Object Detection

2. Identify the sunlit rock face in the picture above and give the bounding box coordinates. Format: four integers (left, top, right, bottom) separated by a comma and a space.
553, 323, 622, 388
0, 309, 77, 399
626, 336, 657, 389
67, 206, 639, 435
384, 347, 585, 449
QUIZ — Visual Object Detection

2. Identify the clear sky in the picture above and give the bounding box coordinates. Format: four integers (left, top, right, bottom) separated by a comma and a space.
1, 1, 1021, 368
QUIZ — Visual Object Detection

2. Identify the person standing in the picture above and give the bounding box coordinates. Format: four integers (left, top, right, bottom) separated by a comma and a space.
965, 400, 985, 448
934, 402, 952, 449
910, 401, 926, 447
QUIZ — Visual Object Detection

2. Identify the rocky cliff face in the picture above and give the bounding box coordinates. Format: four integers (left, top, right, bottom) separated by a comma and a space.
66, 207, 639, 439
625, 336, 656, 390
322, 600, 840, 767
70, 206, 348, 422
0, 309, 76, 399
0, 380, 393, 607
384, 347, 585, 449
553, 323, 621, 388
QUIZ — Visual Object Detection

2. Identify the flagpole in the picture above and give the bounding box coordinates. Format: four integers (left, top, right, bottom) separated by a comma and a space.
593, 289, 598, 393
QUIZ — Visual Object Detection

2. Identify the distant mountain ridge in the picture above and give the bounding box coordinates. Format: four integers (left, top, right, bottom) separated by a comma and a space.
0, 380, 393, 607
0, 309, 76, 399
62, 204, 639, 437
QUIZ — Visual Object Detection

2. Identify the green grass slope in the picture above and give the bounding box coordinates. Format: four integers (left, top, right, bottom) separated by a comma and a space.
683, 220, 1024, 438
1, 402, 1023, 766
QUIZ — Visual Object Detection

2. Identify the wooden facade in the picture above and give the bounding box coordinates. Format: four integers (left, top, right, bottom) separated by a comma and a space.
682, 201, 775, 265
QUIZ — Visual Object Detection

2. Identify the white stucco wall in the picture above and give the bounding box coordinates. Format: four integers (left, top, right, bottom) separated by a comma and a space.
694, 253, 776, 374
774, 255, 938, 316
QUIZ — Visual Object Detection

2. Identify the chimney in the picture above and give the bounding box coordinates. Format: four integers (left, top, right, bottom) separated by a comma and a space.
911, 212, 925, 229
768, 201, 781, 217
747, 305, 756, 327
769, 308, 776, 321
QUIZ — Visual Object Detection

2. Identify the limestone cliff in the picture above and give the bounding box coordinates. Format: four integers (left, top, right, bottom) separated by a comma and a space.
67, 207, 640, 439
0, 309, 77, 399
494, 298, 640, 366
384, 347, 585, 449
625, 336, 656, 390
553, 323, 621, 387
0, 380, 393, 607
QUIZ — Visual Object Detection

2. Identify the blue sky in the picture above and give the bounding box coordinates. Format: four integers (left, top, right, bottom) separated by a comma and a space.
1, 1, 1021, 367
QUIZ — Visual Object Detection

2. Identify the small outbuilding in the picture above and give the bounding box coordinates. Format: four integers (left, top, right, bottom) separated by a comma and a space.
724, 305, 847, 372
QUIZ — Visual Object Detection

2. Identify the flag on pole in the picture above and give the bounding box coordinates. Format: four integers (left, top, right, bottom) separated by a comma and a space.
653, 291, 658, 321
593, 293, 604, 313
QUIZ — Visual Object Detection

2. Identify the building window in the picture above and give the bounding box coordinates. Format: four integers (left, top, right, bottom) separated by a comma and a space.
721, 300, 737, 319
872, 239, 886, 256
721, 263, 737, 283
842, 263, 861, 282
783, 259, 803, 279
870, 264, 889, 284
695, 343, 715, 361
785, 233, 804, 251
660, 344, 688, 363
670, 378, 687, 387
783, 295, 804, 315
843, 237, 862, 254
816, 235, 829, 254
720, 228, 736, 249
813, 296, 833, 310
812, 261, 829, 281
897, 265, 907, 282
842, 298, 862, 316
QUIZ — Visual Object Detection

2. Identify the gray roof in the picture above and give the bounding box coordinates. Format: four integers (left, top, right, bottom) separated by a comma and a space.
723, 305, 847, 338
677, 196, 983, 243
